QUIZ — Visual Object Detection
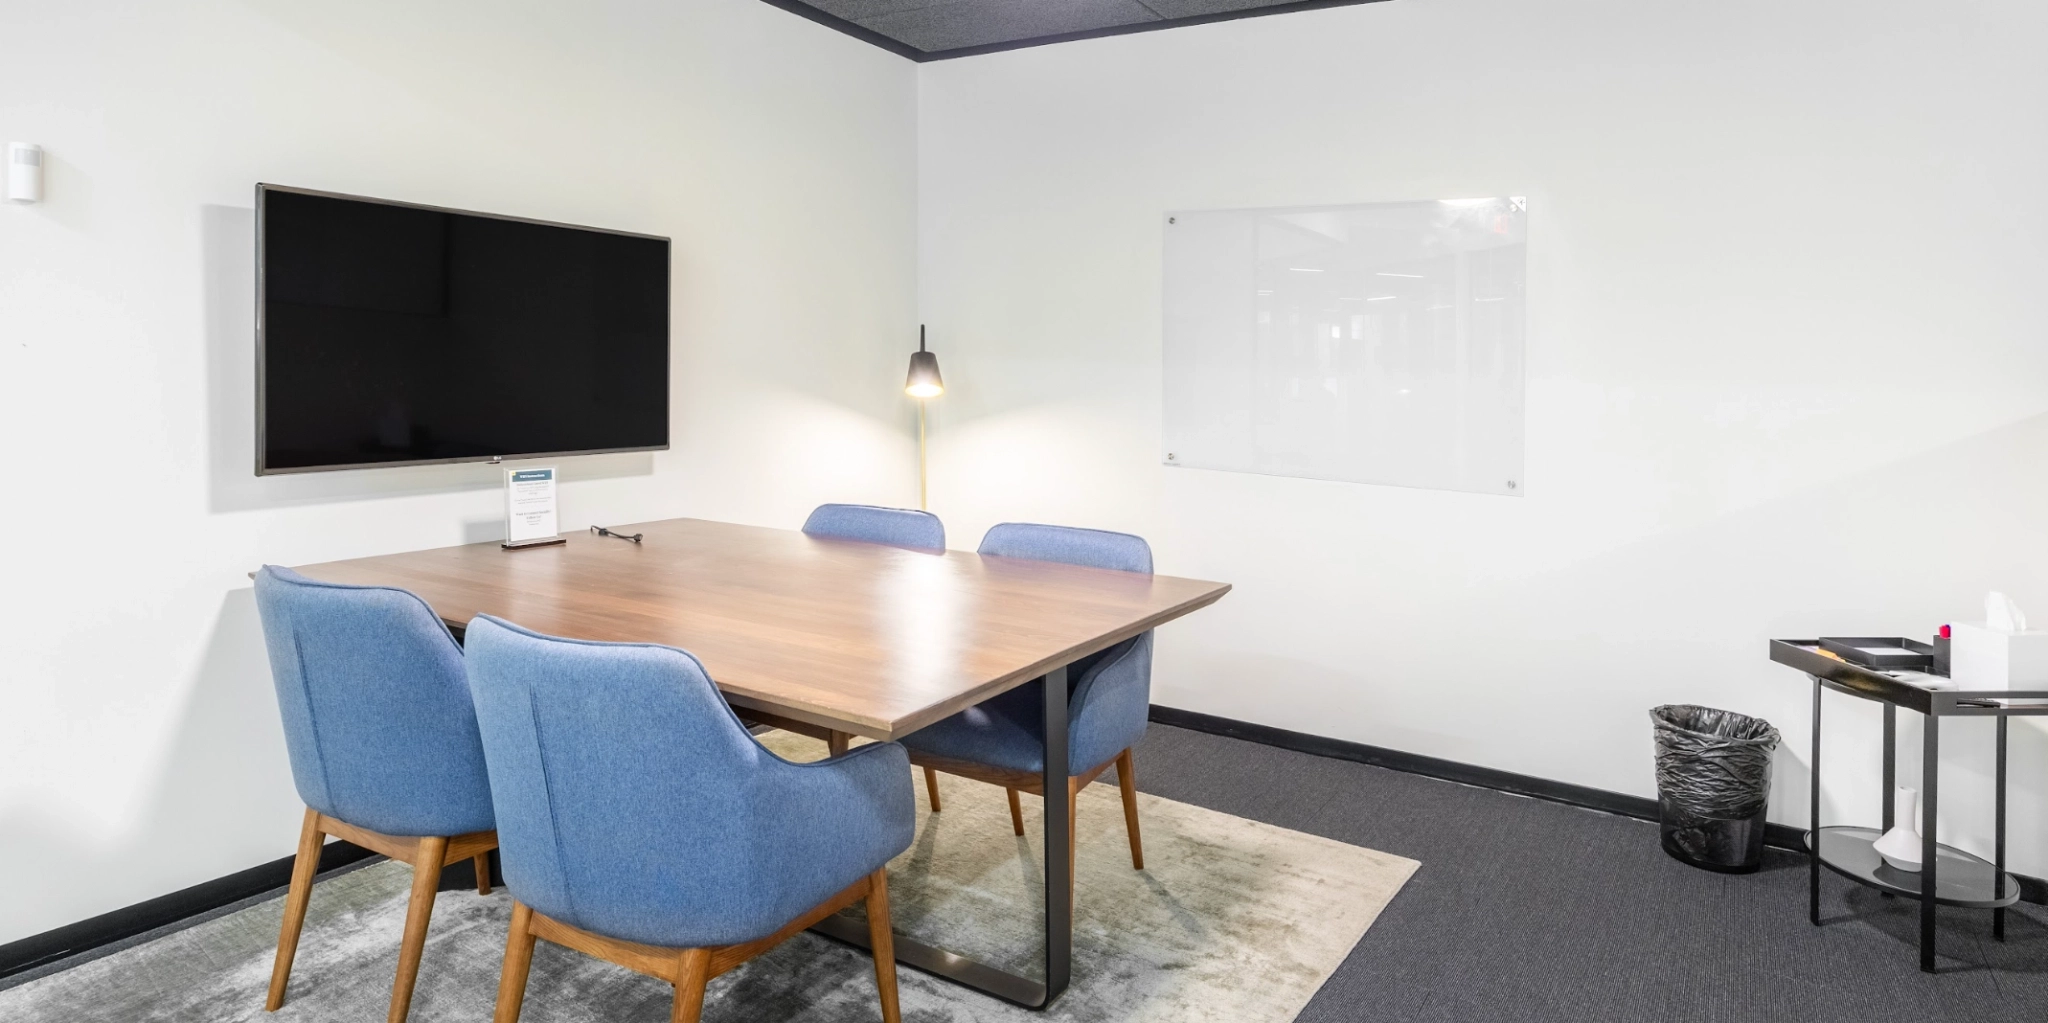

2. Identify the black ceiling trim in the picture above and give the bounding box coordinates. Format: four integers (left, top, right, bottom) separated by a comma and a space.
759, 0, 1394, 63
915, 0, 1395, 62
752, 0, 926, 61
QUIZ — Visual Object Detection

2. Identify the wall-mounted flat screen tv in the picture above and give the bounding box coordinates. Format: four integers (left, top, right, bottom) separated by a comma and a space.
256, 184, 670, 474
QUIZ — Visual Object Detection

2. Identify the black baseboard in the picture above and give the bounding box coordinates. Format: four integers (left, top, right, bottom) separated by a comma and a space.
0, 840, 377, 984
1148, 704, 2048, 905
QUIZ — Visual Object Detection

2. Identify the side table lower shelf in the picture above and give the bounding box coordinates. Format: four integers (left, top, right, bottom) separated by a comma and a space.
1808, 826, 2020, 909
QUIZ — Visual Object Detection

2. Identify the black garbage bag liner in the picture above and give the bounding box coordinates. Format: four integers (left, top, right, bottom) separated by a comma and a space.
1651, 704, 1781, 818
1651, 704, 1781, 872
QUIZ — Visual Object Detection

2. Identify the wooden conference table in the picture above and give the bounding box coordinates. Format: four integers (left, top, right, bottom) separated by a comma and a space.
291, 517, 1231, 1007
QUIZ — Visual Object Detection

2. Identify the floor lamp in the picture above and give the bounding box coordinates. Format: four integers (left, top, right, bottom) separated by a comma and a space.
905, 325, 944, 510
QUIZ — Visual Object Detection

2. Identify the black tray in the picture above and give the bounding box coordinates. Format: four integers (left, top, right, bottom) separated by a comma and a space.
1819, 637, 1934, 671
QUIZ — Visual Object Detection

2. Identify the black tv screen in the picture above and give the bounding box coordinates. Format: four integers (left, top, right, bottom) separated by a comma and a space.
256, 185, 670, 473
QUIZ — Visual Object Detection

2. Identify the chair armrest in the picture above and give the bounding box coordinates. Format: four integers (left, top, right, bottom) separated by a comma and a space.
755, 740, 916, 879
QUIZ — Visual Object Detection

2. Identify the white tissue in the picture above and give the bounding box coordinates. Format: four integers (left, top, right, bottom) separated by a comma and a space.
1986, 591, 2028, 633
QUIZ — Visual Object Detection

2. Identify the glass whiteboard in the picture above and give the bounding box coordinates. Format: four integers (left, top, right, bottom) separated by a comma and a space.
1163, 198, 1526, 496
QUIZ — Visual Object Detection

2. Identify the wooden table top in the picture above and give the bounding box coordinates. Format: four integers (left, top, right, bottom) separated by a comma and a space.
289, 517, 1231, 740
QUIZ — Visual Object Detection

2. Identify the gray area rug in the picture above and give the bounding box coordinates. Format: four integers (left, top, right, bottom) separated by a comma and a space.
0, 732, 1417, 1021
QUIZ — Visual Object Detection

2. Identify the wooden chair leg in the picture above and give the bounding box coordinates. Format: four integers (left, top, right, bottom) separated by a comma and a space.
828, 731, 850, 756
388, 836, 449, 1023
864, 870, 902, 1023
265, 808, 325, 1012
474, 853, 493, 896
1116, 748, 1144, 870
670, 947, 713, 1023
492, 902, 537, 1023
923, 766, 943, 812
1006, 787, 1024, 836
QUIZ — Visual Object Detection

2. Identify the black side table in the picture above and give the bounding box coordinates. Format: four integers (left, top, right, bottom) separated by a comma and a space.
1771, 640, 2048, 972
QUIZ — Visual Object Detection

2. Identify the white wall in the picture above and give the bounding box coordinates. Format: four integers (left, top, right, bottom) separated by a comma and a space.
7, 0, 2047, 948
917, 0, 2048, 869
0, 0, 918, 943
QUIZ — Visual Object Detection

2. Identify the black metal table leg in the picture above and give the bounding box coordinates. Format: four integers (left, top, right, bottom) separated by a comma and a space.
811, 665, 1074, 1009
1882, 705, 1895, 830
1877, 704, 1895, 899
1040, 664, 1073, 1002
1996, 714, 2008, 942
1810, 675, 1822, 926
1920, 713, 1940, 972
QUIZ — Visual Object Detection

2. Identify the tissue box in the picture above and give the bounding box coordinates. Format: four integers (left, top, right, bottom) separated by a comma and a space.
1949, 621, 2048, 690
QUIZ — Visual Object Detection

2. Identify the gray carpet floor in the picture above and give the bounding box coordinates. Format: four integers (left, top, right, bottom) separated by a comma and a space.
1132, 724, 2048, 1023
10, 722, 2047, 1021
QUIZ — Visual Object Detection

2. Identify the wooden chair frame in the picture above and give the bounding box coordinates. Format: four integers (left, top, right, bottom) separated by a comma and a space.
491, 869, 902, 1023
745, 712, 1145, 892
911, 747, 1144, 905
267, 806, 498, 1023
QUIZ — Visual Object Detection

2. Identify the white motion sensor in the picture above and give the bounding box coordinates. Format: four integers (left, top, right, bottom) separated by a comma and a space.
8, 143, 44, 204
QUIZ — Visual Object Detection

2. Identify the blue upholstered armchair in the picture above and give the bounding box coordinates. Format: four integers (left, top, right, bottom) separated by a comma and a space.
463, 614, 913, 1023
802, 502, 946, 551
898, 524, 1155, 886
252, 566, 499, 1023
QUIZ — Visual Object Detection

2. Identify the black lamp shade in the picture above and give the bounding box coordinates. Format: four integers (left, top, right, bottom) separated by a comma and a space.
905, 349, 944, 398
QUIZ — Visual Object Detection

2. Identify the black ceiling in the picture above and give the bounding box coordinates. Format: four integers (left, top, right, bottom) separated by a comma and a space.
758, 0, 1391, 61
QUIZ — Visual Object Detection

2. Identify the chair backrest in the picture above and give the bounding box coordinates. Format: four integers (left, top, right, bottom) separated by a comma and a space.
252, 566, 494, 838
802, 503, 945, 550
464, 614, 888, 947
977, 523, 1155, 771
977, 522, 1152, 574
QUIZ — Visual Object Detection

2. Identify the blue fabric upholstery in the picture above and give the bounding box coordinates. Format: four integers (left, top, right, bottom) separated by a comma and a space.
802, 503, 945, 551
900, 523, 1155, 775
463, 615, 915, 949
252, 566, 495, 838
975, 522, 1152, 575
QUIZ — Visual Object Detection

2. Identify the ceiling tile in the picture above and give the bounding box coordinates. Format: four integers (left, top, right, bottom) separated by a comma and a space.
761, 0, 1388, 58
800, 0, 950, 22
1138, 0, 1301, 17
863, 0, 1162, 54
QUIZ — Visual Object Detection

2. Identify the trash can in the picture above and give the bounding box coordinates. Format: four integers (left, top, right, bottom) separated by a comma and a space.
1650, 704, 1781, 873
